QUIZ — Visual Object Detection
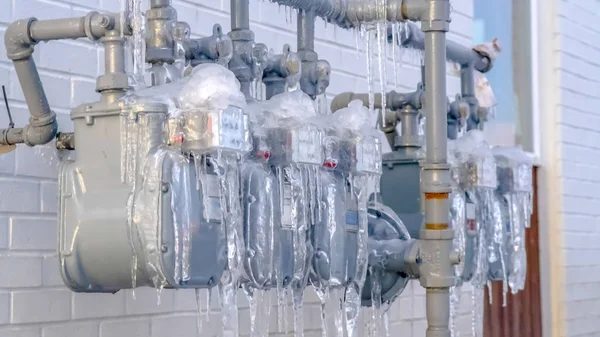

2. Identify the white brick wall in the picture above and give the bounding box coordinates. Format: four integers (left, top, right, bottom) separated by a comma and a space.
554, 1, 600, 336
0, 0, 476, 336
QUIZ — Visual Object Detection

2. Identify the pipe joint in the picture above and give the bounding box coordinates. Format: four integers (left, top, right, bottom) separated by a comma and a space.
368, 238, 420, 278
300, 57, 330, 98
401, 0, 427, 21
22, 112, 58, 146
146, 5, 178, 64
421, 163, 451, 194
5, 18, 37, 60
263, 44, 301, 99
84, 12, 117, 41
187, 24, 233, 67
421, 0, 450, 32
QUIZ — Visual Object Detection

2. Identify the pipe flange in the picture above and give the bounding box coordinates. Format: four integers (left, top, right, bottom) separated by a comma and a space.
96, 73, 130, 92
395, 135, 423, 148
228, 29, 254, 42
29, 111, 56, 128
361, 202, 411, 307
146, 6, 177, 21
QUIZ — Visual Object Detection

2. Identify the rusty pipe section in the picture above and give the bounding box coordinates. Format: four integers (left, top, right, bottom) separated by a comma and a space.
2, 12, 122, 147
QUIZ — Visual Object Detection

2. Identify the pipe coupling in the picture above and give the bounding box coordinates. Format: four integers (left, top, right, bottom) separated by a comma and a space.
401, 0, 427, 21
22, 112, 58, 146
421, 163, 451, 194
5, 18, 37, 60
84, 12, 116, 41
421, 0, 450, 32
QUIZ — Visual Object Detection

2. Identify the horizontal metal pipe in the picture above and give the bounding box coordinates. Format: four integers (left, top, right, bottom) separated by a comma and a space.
392, 22, 490, 72
330, 91, 421, 113
29, 18, 86, 41
29, 13, 119, 42
271, 0, 406, 28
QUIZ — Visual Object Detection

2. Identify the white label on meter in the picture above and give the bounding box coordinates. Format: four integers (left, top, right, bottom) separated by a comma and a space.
466, 202, 477, 236
281, 183, 293, 229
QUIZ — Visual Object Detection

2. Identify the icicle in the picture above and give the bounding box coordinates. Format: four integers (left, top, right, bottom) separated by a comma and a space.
334, 289, 344, 337
156, 286, 163, 306
292, 286, 305, 337
376, 21, 387, 127
362, 25, 375, 115
277, 284, 288, 332
355, 28, 361, 59
315, 287, 329, 337
391, 23, 399, 89
369, 267, 383, 337
130, 0, 146, 88
383, 310, 390, 337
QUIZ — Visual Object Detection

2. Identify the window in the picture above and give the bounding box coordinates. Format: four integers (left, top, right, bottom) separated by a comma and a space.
473, 0, 539, 157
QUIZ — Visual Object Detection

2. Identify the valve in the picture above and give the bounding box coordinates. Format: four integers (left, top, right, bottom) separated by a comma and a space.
298, 50, 331, 99
186, 24, 233, 67
263, 44, 301, 99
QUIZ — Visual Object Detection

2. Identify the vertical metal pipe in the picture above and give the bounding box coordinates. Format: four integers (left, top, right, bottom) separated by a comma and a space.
105, 33, 125, 75
297, 9, 315, 51
231, 0, 250, 30
424, 31, 447, 164
426, 288, 451, 337
460, 63, 475, 97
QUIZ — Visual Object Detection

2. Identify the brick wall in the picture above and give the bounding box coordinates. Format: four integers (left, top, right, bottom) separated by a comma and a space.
0, 0, 476, 336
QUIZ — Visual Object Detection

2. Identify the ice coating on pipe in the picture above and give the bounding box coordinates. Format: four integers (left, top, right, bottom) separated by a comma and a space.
493, 146, 533, 294
454, 130, 504, 333
448, 139, 466, 337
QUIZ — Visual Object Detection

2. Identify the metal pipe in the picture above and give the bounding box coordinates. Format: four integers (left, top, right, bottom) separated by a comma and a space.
99, 30, 128, 103
272, 0, 411, 28
424, 31, 447, 164
426, 288, 451, 337
29, 13, 120, 43
330, 91, 421, 113
392, 22, 491, 73
460, 64, 480, 131
29, 18, 86, 40
419, 2, 455, 337
231, 0, 250, 30
297, 10, 315, 51
1, 13, 121, 146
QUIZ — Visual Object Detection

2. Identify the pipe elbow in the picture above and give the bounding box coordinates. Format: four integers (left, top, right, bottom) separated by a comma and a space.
330, 92, 356, 113
5, 18, 37, 61
23, 112, 58, 146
